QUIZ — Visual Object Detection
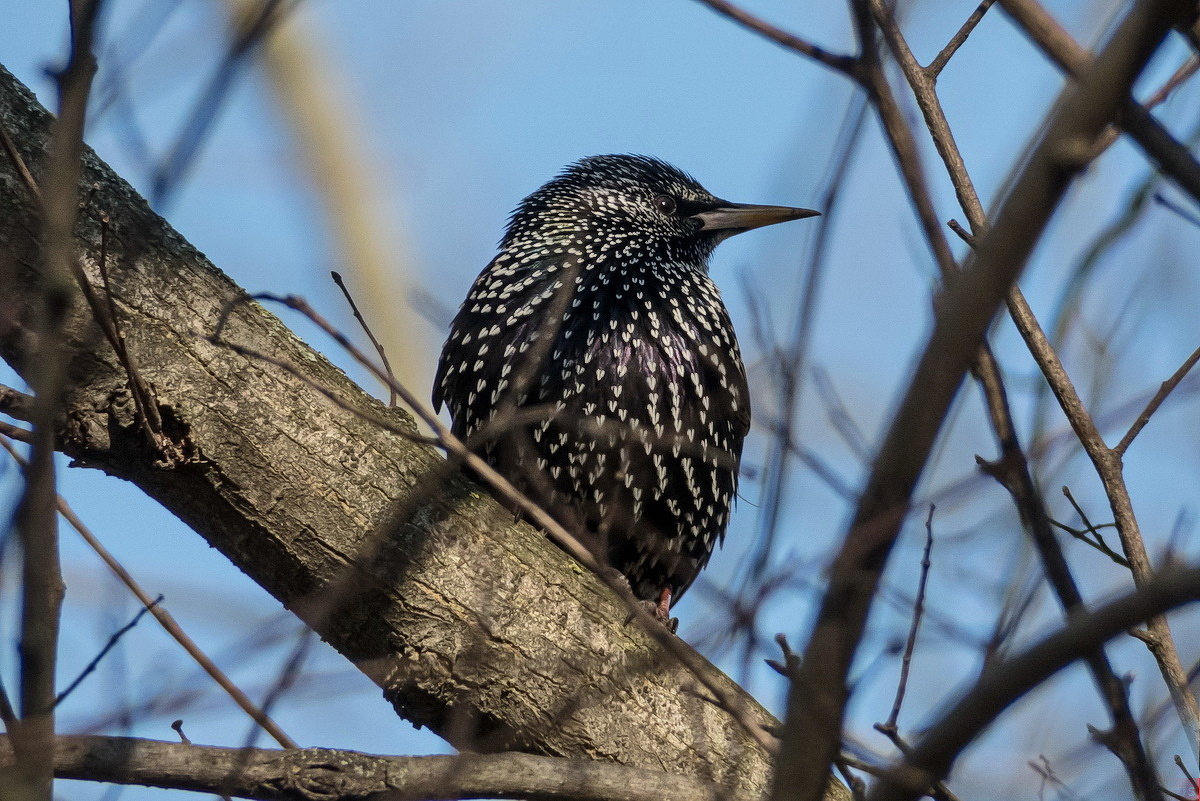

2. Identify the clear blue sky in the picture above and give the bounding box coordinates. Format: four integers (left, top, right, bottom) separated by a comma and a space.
2, 2, 1200, 798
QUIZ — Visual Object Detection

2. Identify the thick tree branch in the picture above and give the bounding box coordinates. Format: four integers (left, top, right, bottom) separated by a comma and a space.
0, 63, 849, 801
0, 734, 742, 801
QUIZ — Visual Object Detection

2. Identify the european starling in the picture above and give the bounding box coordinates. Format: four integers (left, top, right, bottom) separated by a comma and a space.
433, 155, 818, 617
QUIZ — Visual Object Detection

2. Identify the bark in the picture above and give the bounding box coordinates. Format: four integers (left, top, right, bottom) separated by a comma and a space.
0, 734, 747, 801
0, 64, 849, 801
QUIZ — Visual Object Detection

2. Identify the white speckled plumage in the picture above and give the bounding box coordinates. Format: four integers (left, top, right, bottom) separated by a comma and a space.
434, 155, 813, 606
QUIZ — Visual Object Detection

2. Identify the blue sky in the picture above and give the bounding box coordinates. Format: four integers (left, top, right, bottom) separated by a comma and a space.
3, 2, 1200, 798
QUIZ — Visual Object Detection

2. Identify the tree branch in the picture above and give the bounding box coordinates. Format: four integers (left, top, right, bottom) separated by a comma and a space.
0, 734, 744, 801
770, 2, 1192, 800
0, 62, 849, 801
866, 561, 1200, 801
998, 0, 1200, 206
690, 0, 863, 79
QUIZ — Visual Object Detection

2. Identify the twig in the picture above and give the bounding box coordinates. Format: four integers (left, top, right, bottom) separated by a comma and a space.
1156, 192, 1200, 227
150, 0, 291, 205
1116, 345, 1200, 455
866, 560, 1200, 801
1060, 485, 1125, 557
1175, 754, 1197, 787
927, 0, 997, 77
170, 720, 190, 745
947, 219, 975, 246
1048, 518, 1131, 568
998, 0, 1200, 206
0, 122, 41, 201
0, 434, 300, 750
1142, 54, 1200, 109
330, 270, 397, 406
744, 93, 869, 596
690, 0, 862, 78
881, 505, 935, 732
773, 3, 1188, 799
54, 598, 161, 707
94, 213, 168, 450
214, 292, 779, 753
1029, 755, 1083, 801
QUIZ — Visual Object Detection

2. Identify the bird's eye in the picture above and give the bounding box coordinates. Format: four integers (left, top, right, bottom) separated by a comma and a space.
654, 194, 678, 215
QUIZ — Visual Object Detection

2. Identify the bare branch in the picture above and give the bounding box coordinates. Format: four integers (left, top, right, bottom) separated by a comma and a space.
0, 433, 299, 750
884, 505, 934, 731
999, 0, 1200, 205
0, 384, 34, 421
690, 0, 862, 78
1115, 344, 1200, 455
927, 0, 997, 77
866, 561, 1200, 801
10, 3, 102, 799
0, 734, 745, 801
772, 3, 1190, 799
331, 270, 398, 407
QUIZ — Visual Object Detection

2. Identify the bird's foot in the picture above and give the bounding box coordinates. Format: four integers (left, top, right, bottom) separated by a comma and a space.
621, 584, 679, 632
642, 586, 678, 633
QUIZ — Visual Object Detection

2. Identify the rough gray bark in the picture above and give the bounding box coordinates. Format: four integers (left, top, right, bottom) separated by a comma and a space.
0, 64, 849, 801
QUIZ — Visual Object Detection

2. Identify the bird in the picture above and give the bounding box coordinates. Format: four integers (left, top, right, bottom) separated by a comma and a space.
433, 154, 819, 621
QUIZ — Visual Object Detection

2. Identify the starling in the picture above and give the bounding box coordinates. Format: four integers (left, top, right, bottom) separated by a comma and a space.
433, 155, 818, 618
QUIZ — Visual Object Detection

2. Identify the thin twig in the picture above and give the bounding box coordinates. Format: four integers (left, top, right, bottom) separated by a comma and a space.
150, 0, 292, 205
1061, 485, 1123, 556
0, 434, 300, 750
0, 122, 41, 201
213, 292, 780, 753
1115, 345, 1200, 455
947, 219, 975, 246
1175, 754, 1197, 787
690, 0, 862, 78
330, 270, 397, 406
94, 213, 167, 449
54, 599, 160, 707
882, 505, 935, 732
774, 3, 1187, 799
1049, 518, 1131, 568
1156, 192, 1200, 227
926, 0, 997, 77
1142, 54, 1200, 109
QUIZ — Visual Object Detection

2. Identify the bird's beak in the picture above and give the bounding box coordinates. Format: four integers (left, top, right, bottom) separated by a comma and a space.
693, 202, 821, 234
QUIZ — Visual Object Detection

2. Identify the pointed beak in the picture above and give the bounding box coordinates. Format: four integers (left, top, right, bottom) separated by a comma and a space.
693, 202, 821, 234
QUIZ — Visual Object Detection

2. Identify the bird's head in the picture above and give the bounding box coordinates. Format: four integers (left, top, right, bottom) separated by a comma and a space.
502, 154, 819, 267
